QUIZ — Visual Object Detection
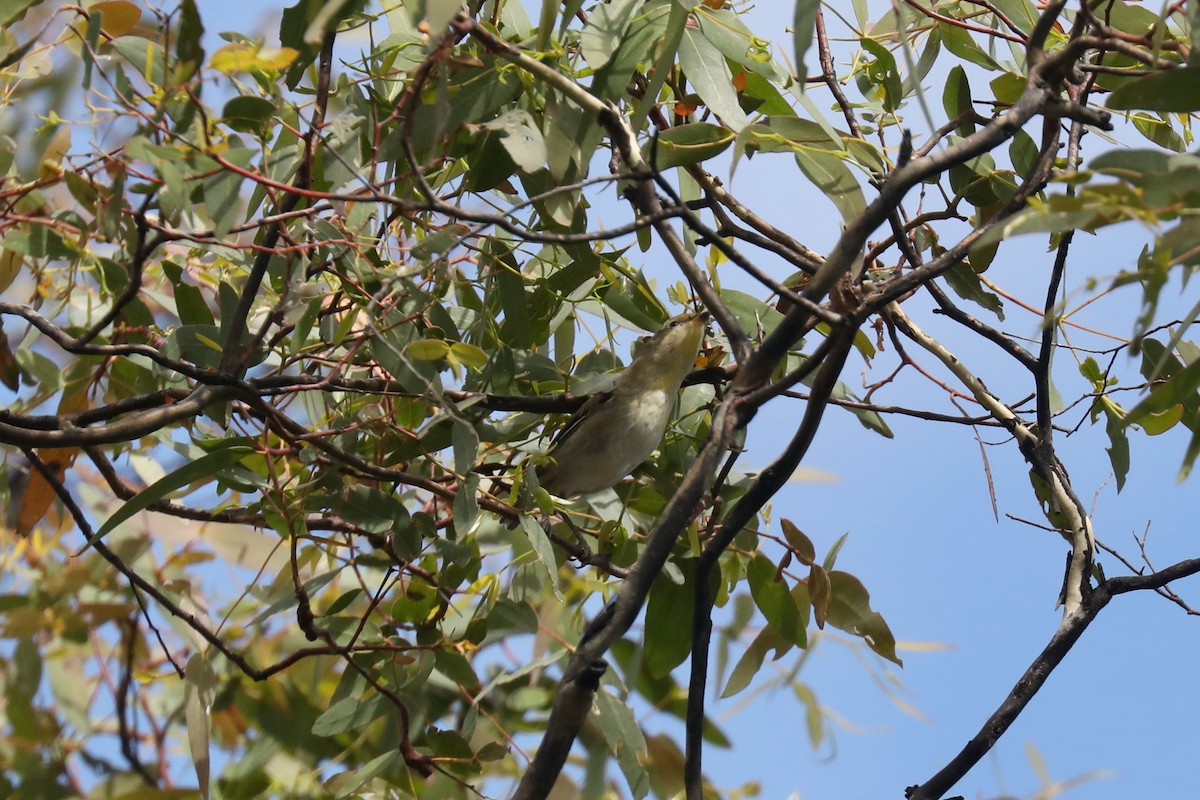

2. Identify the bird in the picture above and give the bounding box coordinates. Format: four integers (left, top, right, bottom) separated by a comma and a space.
535, 312, 707, 499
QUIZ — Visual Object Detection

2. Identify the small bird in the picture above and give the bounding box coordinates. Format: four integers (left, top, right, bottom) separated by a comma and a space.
536, 313, 707, 499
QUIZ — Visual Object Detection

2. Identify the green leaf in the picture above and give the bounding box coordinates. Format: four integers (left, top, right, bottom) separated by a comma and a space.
679, 25, 751, 131
830, 379, 893, 437
1009, 128, 1039, 177
793, 0, 820, 85
222, 95, 276, 135
652, 122, 735, 169
174, 0, 205, 79
81, 8, 102, 89
482, 109, 547, 173
938, 20, 1001, 70
406, 338, 451, 361
860, 37, 902, 112
644, 562, 697, 679
942, 65, 974, 136
942, 262, 1004, 320
184, 653, 215, 798
747, 552, 806, 648
331, 752, 403, 799
695, 7, 785, 82
580, 0, 640, 70
312, 693, 390, 737
722, 625, 790, 698
0, 0, 43, 28
518, 516, 562, 600
1141, 404, 1185, 435
1125, 347, 1200, 427
202, 148, 252, 239
826, 571, 901, 665
793, 147, 866, 223
594, 689, 651, 799
990, 73, 1027, 106
280, 0, 370, 89
1108, 67, 1200, 112
90, 444, 255, 544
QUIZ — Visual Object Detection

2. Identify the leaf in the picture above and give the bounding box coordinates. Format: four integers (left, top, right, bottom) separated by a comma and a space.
90, 1, 141, 37
184, 653, 215, 800
16, 371, 91, 536
37, 125, 71, 179
747, 552, 806, 648
942, 262, 1004, 320
825, 571, 901, 665
405, 338, 450, 361
792, 0, 820, 85
90, 444, 255, 545
651, 122, 735, 168
808, 564, 831, 629
222, 95, 276, 135
1125, 349, 1200, 427
722, 625, 790, 698
210, 43, 299, 74
174, 0, 204, 79
312, 693, 390, 736
938, 20, 1001, 70
518, 516, 562, 600
331, 752, 403, 799
1102, 399, 1131, 491
1140, 404, 1184, 435
0, 244, 23, 294
580, 0, 640, 70
1108, 67, 1200, 112
781, 518, 815, 565
694, 7, 785, 82
1, 0, 43, 28
449, 341, 489, 371
942, 65, 974, 136
859, 37, 902, 111
792, 146, 866, 223
279, 0, 369, 88
594, 688, 651, 799
487, 110, 547, 173
679, 25, 751, 131
202, 147, 252, 238
644, 562, 698, 678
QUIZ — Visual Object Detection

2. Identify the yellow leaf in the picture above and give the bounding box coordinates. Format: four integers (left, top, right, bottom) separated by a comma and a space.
0, 246, 23, 294
37, 126, 71, 180
405, 339, 450, 361
254, 47, 299, 72
89, 1, 142, 38
210, 43, 259, 73
210, 43, 298, 75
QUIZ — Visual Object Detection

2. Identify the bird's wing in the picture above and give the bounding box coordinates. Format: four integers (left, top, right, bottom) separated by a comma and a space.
548, 389, 614, 448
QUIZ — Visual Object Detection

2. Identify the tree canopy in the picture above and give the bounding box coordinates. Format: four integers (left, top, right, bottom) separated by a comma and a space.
2, 0, 1200, 798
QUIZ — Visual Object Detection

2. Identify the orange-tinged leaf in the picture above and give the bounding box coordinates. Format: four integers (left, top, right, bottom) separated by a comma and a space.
89, 1, 141, 38
675, 100, 698, 116
731, 71, 747, 92
16, 374, 91, 536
